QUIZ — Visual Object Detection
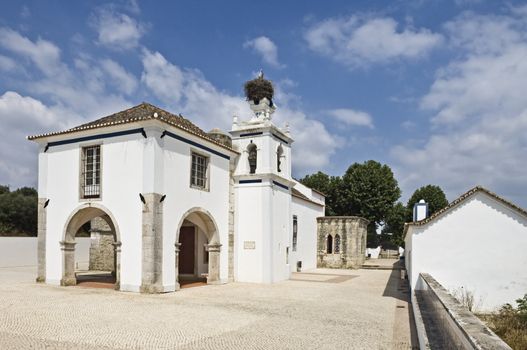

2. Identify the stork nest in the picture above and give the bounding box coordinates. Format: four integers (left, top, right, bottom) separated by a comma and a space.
244, 77, 274, 104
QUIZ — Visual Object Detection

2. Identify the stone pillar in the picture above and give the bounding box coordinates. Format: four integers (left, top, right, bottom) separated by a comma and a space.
113, 241, 122, 290
228, 158, 235, 282
207, 243, 221, 284
36, 198, 47, 283
60, 241, 77, 286
140, 193, 164, 293
174, 243, 181, 290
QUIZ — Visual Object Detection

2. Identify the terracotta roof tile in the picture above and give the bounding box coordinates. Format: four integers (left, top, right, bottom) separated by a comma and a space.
291, 187, 324, 207
27, 102, 237, 153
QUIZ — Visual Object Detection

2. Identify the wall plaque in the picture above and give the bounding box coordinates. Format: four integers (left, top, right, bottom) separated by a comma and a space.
244, 241, 256, 249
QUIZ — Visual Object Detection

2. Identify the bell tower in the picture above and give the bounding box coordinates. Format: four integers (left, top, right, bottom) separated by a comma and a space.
230, 72, 295, 283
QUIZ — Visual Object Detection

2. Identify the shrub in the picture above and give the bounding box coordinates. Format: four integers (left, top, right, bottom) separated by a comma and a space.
488, 294, 527, 349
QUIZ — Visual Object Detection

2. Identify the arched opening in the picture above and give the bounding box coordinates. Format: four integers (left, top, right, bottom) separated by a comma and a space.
327, 235, 333, 254
334, 234, 341, 254
175, 208, 221, 289
247, 142, 257, 174
61, 204, 121, 290
276, 144, 283, 172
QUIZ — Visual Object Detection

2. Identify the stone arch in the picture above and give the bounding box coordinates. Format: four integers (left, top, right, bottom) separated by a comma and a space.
326, 234, 333, 254
60, 203, 122, 289
174, 207, 221, 289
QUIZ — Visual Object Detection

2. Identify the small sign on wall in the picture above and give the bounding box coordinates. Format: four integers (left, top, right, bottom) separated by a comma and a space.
244, 241, 256, 249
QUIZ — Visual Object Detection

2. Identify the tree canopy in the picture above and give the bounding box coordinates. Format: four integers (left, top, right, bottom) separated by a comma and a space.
0, 186, 38, 236
406, 184, 449, 221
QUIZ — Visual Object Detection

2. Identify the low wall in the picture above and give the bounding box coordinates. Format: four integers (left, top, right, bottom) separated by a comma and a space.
412, 273, 511, 350
0, 237, 91, 268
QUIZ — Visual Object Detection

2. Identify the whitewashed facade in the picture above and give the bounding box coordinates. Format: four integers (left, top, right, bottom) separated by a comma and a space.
404, 187, 527, 311
29, 94, 324, 292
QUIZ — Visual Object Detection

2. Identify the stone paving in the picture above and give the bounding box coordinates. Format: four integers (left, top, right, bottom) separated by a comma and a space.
0, 265, 417, 349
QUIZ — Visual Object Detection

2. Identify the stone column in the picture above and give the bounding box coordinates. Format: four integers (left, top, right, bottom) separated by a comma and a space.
207, 243, 221, 284
174, 243, 181, 290
113, 241, 122, 290
36, 198, 47, 283
60, 241, 77, 286
140, 193, 164, 293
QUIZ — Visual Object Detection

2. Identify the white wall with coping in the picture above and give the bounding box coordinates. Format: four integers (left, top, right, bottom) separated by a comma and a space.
405, 192, 527, 311
0, 237, 90, 268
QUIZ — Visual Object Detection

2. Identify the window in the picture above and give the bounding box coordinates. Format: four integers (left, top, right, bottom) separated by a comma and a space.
277, 144, 283, 172
191, 152, 208, 189
334, 234, 341, 254
247, 143, 257, 174
326, 235, 333, 254
292, 215, 298, 252
81, 145, 101, 198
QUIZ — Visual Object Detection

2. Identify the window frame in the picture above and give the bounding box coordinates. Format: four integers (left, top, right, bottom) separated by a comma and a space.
190, 150, 210, 191
80, 144, 102, 200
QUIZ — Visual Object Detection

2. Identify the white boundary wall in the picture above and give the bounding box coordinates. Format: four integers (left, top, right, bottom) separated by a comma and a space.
0, 237, 90, 268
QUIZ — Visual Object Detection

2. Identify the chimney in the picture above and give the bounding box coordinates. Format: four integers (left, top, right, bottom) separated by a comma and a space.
413, 199, 428, 221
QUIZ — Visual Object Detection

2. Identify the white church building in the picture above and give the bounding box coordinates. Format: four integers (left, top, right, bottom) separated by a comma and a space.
28, 75, 325, 293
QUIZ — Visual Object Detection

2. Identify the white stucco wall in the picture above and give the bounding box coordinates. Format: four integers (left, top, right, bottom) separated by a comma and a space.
41, 129, 144, 288
291, 196, 323, 271
406, 192, 527, 311
161, 133, 231, 290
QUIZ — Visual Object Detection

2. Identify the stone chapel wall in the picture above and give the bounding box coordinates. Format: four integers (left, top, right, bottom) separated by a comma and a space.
317, 216, 368, 269
88, 217, 115, 271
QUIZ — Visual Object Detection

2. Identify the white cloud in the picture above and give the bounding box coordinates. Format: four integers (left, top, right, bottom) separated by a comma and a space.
244, 36, 284, 68
141, 50, 340, 174
392, 11, 527, 206
100, 59, 138, 95
0, 54, 17, 72
305, 15, 443, 68
328, 108, 374, 128
90, 8, 145, 50
0, 92, 68, 188
0, 27, 62, 76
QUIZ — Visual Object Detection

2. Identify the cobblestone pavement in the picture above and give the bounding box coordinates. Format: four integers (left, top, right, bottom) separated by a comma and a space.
0, 266, 417, 349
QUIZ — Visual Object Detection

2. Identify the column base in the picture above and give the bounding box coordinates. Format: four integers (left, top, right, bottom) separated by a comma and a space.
139, 283, 164, 294
60, 277, 77, 286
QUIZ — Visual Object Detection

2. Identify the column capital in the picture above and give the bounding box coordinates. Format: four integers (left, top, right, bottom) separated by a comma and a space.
59, 241, 76, 251
207, 243, 222, 253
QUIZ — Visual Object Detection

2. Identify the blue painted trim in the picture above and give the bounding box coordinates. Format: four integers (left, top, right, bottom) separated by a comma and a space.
239, 132, 263, 137
164, 131, 230, 160
273, 180, 289, 190
272, 133, 289, 145
47, 128, 145, 148
239, 179, 262, 184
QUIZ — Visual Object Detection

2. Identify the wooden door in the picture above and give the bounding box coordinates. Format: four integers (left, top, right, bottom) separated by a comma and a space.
179, 226, 195, 274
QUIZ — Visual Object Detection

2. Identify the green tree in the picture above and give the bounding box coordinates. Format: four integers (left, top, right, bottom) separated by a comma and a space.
406, 185, 448, 221
0, 186, 37, 236
382, 202, 408, 246
341, 160, 401, 247
299, 171, 342, 216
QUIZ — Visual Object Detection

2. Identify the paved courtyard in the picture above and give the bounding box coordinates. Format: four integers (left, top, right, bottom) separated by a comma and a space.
0, 264, 416, 349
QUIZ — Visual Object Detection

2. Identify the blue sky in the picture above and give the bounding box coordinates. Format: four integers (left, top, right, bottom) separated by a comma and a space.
1, 0, 527, 207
